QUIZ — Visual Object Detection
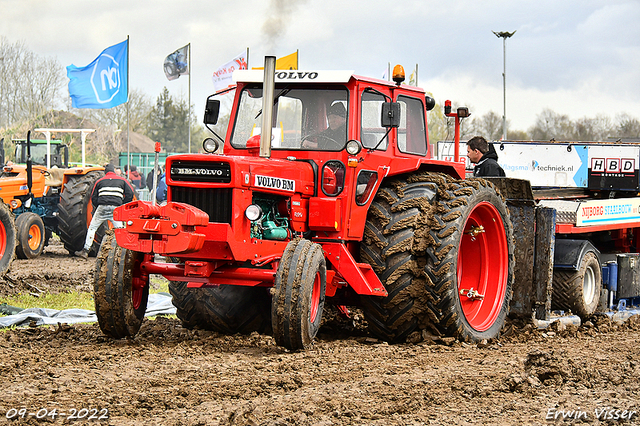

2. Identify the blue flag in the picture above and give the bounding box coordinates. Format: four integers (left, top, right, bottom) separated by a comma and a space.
67, 39, 128, 109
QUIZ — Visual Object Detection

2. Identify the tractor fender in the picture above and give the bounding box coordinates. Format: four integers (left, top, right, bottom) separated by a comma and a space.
554, 239, 600, 271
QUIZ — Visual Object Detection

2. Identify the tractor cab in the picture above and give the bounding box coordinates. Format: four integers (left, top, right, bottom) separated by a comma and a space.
13, 139, 69, 168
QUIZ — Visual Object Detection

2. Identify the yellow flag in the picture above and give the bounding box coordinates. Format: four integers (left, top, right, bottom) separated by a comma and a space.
275, 51, 298, 70
253, 51, 298, 70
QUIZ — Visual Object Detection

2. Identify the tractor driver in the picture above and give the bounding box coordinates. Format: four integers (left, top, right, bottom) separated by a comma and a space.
302, 102, 347, 150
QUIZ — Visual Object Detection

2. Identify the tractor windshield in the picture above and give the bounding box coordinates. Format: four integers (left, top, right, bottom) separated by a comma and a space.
230, 85, 349, 151
15, 143, 62, 166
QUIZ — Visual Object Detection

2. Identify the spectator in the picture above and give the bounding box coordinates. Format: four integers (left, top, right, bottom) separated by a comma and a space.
74, 164, 135, 259
467, 136, 506, 177
127, 165, 146, 189
147, 166, 163, 191
156, 168, 167, 203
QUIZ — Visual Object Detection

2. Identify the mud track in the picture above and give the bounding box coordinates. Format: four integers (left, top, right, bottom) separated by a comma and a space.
0, 238, 639, 425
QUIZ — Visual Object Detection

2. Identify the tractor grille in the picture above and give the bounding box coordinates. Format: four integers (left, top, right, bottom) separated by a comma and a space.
171, 187, 233, 224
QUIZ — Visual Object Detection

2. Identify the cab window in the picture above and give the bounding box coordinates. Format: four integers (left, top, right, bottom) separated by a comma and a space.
361, 91, 388, 150
397, 95, 427, 155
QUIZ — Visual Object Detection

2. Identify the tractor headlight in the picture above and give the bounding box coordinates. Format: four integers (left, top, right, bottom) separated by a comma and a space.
202, 138, 219, 153
346, 139, 362, 155
245, 204, 263, 221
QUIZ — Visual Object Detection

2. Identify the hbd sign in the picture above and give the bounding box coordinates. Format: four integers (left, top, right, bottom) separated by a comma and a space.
590, 158, 635, 174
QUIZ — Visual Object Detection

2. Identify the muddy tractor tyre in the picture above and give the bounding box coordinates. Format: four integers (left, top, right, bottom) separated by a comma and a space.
94, 230, 149, 338
552, 251, 601, 319
58, 171, 105, 256
272, 239, 326, 350
169, 280, 272, 335
0, 202, 16, 275
424, 177, 514, 342
15, 212, 45, 259
360, 181, 438, 342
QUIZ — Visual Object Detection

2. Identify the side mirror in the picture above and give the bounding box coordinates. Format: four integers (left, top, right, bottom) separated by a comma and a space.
425, 95, 436, 111
457, 107, 470, 118
381, 102, 401, 128
204, 99, 220, 125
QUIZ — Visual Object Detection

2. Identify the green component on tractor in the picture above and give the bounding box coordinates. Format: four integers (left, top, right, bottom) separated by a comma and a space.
249, 194, 290, 241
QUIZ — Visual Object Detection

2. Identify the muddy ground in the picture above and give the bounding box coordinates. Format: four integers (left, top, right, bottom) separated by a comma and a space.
0, 238, 639, 425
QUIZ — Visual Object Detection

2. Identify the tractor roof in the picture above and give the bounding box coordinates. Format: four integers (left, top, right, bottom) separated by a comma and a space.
234, 69, 354, 84
13, 139, 64, 145
232, 69, 424, 92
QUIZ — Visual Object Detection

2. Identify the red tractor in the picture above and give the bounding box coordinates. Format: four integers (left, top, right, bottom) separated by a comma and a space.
95, 57, 514, 350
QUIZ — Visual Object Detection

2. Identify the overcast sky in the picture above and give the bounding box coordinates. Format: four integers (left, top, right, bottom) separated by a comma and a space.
2, 0, 639, 132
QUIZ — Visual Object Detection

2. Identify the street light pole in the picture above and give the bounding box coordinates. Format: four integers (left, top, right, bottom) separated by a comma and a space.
493, 30, 516, 141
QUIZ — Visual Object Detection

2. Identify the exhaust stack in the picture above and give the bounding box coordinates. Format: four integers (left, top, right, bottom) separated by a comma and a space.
260, 56, 276, 158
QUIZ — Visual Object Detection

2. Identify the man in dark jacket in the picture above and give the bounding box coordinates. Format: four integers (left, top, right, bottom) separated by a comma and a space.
467, 136, 506, 177
74, 164, 135, 259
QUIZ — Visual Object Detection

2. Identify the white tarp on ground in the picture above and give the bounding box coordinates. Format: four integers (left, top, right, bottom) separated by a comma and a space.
0, 293, 176, 328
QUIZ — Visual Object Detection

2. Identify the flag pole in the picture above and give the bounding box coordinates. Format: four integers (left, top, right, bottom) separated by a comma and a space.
246, 47, 250, 69
188, 42, 191, 154
296, 49, 299, 69
127, 35, 130, 175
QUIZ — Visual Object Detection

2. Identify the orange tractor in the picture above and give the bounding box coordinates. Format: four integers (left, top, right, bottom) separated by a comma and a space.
0, 132, 104, 274
94, 57, 516, 350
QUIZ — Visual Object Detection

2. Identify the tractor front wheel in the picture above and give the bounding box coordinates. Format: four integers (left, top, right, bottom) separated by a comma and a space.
94, 230, 149, 338
272, 239, 326, 350
15, 212, 45, 259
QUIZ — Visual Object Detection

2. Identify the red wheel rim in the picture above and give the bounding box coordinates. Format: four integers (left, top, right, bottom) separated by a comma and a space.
310, 272, 322, 322
131, 254, 150, 310
0, 221, 6, 257
132, 288, 142, 309
28, 224, 42, 251
457, 201, 508, 332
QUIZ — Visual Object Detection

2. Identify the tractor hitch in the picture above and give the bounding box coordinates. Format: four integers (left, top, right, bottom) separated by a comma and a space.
114, 200, 209, 254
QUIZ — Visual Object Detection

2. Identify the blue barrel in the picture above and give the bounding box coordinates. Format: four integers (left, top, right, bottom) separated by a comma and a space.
601, 261, 618, 292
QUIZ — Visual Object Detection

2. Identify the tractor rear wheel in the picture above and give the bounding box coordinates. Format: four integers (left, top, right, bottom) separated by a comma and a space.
272, 238, 326, 350
94, 230, 149, 338
424, 178, 514, 342
0, 202, 16, 275
169, 280, 272, 334
360, 181, 437, 342
58, 171, 104, 256
15, 212, 45, 259
552, 251, 601, 318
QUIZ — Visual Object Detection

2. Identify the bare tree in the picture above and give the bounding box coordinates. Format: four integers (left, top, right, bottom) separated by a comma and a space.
468, 110, 503, 141
571, 114, 613, 141
528, 108, 575, 141
73, 88, 153, 133
0, 36, 64, 128
615, 113, 640, 140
